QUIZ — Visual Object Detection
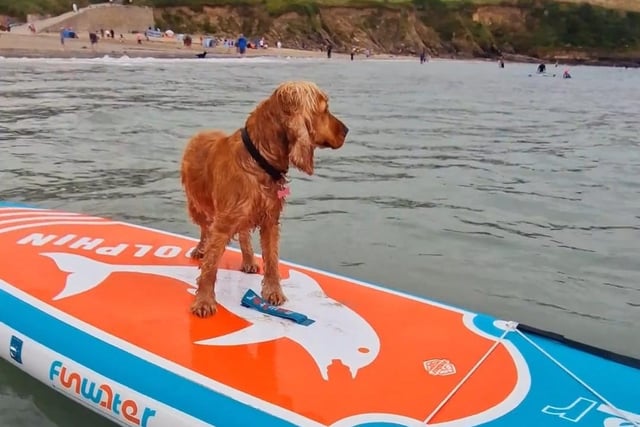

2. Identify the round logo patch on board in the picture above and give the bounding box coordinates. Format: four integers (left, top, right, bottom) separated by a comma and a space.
423, 359, 457, 376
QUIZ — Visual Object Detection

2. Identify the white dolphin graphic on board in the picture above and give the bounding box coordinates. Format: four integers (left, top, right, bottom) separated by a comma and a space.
40, 252, 380, 380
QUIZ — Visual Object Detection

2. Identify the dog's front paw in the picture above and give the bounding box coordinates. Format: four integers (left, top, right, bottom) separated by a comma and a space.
241, 261, 260, 274
190, 296, 217, 317
262, 283, 287, 306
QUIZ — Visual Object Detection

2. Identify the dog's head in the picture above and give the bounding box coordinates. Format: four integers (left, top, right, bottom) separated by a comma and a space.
268, 81, 348, 175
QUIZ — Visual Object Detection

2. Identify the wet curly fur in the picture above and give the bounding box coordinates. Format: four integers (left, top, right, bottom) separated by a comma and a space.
180, 81, 349, 318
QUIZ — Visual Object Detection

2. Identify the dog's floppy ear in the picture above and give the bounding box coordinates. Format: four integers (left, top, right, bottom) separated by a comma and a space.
286, 114, 315, 175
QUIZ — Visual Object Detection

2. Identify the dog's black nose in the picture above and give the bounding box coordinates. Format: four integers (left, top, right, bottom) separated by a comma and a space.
343, 124, 349, 136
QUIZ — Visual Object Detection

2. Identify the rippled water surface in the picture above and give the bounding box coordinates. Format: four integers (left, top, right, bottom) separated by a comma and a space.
1, 56, 639, 426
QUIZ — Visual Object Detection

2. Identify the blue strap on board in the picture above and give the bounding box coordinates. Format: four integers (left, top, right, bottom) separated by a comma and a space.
241, 289, 315, 326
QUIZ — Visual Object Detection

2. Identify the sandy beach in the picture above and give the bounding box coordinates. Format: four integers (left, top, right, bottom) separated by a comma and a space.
0, 32, 370, 60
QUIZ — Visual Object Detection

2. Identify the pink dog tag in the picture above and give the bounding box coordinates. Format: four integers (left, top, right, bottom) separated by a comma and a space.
277, 185, 290, 199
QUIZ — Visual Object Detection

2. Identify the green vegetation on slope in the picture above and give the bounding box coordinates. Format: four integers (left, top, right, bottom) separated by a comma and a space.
0, 0, 89, 19
414, 0, 640, 52
507, 0, 640, 50
0, 0, 414, 21
143, 0, 415, 17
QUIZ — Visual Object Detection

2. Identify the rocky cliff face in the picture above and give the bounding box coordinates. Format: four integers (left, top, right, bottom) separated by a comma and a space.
154, 5, 466, 55
152, 2, 640, 66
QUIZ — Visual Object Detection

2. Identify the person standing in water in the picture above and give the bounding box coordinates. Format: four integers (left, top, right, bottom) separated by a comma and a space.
420, 49, 427, 64
327, 44, 332, 59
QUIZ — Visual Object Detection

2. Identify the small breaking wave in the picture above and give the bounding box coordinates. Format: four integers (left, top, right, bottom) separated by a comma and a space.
0, 55, 325, 66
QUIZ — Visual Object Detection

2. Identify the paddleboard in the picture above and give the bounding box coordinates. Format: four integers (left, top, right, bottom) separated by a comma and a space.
1, 202, 638, 427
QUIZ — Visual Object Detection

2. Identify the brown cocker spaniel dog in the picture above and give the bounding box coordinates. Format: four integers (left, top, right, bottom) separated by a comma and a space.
181, 81, 349, 317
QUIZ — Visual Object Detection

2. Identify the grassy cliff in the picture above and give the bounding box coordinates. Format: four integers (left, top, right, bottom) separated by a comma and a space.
2, 0, 640, 64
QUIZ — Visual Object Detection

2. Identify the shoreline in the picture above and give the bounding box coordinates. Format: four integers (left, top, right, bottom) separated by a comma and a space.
2, 49, 638, 69
0, 32, 351, 60
1, 33, 638, 68
0, 50, 411, 61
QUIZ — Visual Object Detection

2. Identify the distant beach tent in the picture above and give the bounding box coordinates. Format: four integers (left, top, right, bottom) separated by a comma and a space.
145, 29, 163, 39
62, 28, 77, 38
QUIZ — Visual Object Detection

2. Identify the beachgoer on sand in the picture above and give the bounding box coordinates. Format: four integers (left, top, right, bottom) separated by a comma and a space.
89, 32, 98, 49
237, 33, 247, 56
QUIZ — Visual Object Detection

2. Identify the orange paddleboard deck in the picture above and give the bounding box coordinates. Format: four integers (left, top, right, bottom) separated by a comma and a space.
0, 203, 638, 427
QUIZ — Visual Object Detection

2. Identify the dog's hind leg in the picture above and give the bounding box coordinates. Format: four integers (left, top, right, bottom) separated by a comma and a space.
187, 200, 210, 260
238, 230, 260, 274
